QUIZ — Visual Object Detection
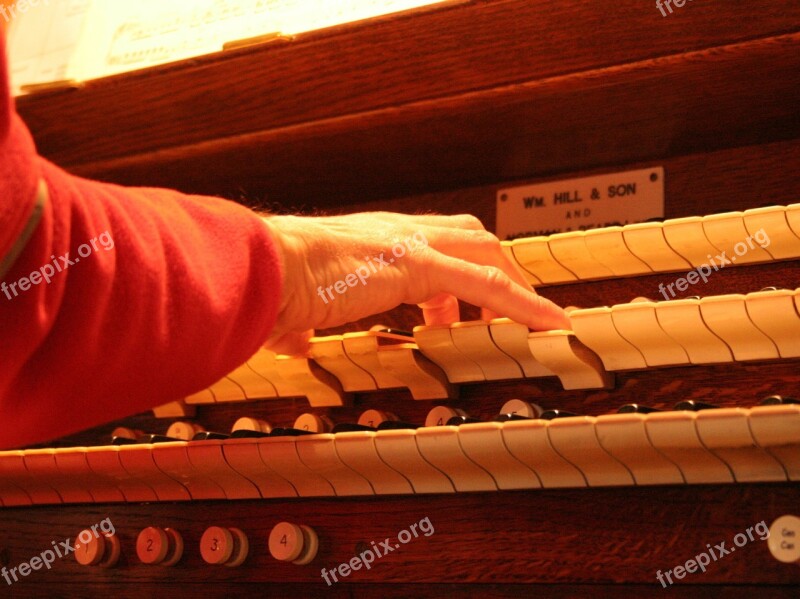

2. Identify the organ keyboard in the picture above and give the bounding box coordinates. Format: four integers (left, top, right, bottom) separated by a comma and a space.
4, 0, 800, 596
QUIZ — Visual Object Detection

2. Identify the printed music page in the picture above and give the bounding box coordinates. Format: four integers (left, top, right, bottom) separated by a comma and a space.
7, 0, 450, 94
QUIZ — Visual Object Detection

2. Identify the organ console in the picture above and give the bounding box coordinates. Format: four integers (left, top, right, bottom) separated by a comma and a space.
3, 0, 800, 596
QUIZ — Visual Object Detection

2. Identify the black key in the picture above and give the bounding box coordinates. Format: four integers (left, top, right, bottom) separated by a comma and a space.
494, 413, 532, 422
376, 420, 419, 431
331, 423, 376, 433
137, 434, 184, 444
270, 427, 315, 437
375, 327, 414, 338
229, 429, 271, 439
111, 436, 138, 445
445, 416, 482, 426
539, 409, 578, 420
760, 395, 800, 406
192, 431, 230, 441
673, 400, 718, 412
617, 404, 661, 414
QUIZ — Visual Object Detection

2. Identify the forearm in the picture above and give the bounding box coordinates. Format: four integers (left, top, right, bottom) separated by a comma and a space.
0, 155, 282, 448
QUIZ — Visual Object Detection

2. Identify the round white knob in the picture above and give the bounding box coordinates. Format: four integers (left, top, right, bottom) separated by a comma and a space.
231, 417, 272, 434
74, 529, 120, 568
136, 527, 184, 566
425, 406, 466, 427
768, 515, 800, 564
166, 421, 204, 441
200, 526, 249, 567
268, 522, 319, 565
500, 399, 542, 418
293, 413, 333, 433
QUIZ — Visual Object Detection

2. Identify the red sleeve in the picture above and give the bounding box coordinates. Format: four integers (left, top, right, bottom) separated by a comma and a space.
0, 32, 283, 448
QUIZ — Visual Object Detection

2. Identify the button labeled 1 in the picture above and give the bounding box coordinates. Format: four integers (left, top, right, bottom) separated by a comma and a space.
768, 515, 800, 564
74, 529, 120, 568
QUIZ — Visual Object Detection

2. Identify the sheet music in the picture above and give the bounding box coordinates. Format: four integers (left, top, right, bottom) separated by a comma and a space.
6, 0, 93, 94
7, 0, 448, 94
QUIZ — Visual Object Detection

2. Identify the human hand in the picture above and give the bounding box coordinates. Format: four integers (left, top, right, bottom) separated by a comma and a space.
261, 212, 569, 352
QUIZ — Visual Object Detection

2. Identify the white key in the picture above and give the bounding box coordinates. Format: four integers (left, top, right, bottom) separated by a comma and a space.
654, 298, 733, 364
25, 448, 94, 504
695, 408, 786, 483
502, 242, 541, 286
226, 360, 278, 400
743, 205, 800, 260
55, 447, 124, 503
570, 307, 647, 371
414, 324, 484, 383
310, 336, 377, 392
623, 222, 691, 272
373, 429, 454, 494
610, 301, 689, 367
149, 442, 221, 500
341, 331, 407, 390
416, 426, 497, 492
274, 356, 349, 407
548, 231, 614, 280
457, 422, 542, 490
662, 216, 722, 267
208, 376, 248, 403
644, 411, 733, 484
547, 416, 634, 486
333, 431, 413, 495
528, 330, 613, 389
501, 419, 585, 488
702, 212, 773, 264
488, 318, 553, 378
294, 434, 374, 496
450, 321, 523, 381
699, 294, 779, 361
509, 237, 576, 284
86, 445, 157, 503
744, 289, 800, 358
257, 437, 335, 497
748, 405, 800, 481
376, 343, 454, 400
594, 413, 684, 485
186, 441, 261, 500
117, 444, 192, 502
222, 439, 297, 498
584, 227, 651, 276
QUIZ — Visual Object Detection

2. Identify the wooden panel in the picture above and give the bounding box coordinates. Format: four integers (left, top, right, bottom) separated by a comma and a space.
17, 0, 800, 169
0, 485, 796, 592
40, 33, 800, 206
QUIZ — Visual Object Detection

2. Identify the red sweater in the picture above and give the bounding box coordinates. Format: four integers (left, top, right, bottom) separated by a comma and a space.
0, 33, 282, 449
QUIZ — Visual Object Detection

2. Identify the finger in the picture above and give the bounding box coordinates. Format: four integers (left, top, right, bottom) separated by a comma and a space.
402, 213, 486, 231
265, 329, 314, 356
427, 254, 570, 331
481, 307, 500, 322
417, 292, 460, 325
414, 226, 533, 292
